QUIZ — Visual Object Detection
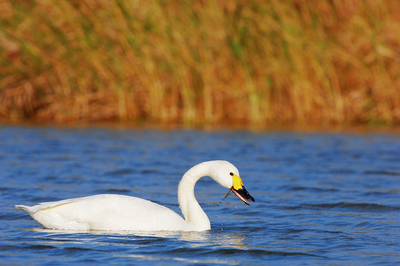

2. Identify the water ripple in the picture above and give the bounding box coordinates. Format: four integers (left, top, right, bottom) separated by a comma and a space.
1, 126, 399, 265
281, 202, 400, 212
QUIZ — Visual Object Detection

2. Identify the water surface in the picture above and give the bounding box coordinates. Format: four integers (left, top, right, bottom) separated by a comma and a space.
1, 126, 399, 265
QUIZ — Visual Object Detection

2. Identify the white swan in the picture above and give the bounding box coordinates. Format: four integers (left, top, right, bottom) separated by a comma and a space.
16, 160, 255, 231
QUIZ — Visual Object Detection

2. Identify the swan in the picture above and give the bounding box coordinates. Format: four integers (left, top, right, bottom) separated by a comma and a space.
16, 160, 255, 231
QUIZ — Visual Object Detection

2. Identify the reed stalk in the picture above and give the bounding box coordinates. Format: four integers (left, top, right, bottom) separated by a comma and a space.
1, 0, 399, 126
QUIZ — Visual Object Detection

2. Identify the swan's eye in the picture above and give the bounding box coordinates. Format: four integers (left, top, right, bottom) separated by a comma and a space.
230, 172, 234, 176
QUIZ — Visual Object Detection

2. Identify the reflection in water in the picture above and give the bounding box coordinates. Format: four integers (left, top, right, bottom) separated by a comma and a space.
179, 231, 247, 249
117, 254, 241, 265
31, 228, 249, 264
119, 254, 242, 265
32, 228, 247, 249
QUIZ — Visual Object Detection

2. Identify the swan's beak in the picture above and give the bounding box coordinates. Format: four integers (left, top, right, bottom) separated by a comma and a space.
231, 174, 255, 205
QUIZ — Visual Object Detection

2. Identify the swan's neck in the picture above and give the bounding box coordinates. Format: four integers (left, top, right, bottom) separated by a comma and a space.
178, 163, 213, 231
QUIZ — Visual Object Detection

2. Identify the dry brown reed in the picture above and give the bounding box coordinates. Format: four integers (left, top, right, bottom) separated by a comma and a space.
1, 0, 400, 126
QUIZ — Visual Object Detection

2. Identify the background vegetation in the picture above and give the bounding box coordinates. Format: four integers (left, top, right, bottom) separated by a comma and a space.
1, 0, 399, 126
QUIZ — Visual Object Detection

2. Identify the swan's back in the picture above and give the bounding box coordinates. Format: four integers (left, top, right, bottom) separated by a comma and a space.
16, 194, 191, 231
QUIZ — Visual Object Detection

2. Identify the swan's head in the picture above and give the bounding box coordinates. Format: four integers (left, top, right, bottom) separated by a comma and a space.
211, 161, 255, 205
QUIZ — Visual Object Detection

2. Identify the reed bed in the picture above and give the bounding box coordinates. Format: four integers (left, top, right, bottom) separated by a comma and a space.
1, 0, 400, 126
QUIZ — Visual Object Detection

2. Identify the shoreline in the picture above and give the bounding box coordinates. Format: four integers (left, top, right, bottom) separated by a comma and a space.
2, 120, 399, 134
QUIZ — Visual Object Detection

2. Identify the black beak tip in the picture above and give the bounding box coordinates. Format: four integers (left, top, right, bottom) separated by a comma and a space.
232, 186, 255, 205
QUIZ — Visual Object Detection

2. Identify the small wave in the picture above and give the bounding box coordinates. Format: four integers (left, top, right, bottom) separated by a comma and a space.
104, 169, 135, 176
144, 246, 325, 259
140, 169, 158, 174
202, 248, 326, 259
147, 248, 321, 257
286, 186, 339, 193
364, 190, 400, 196
363, 170, 400, 176
103, 188, 131, 193
63, 247, 93, 252
1, 212, 29, 220
148, 246, 323, 259
163, 247, 208, 255
24, 244, 57, 251
282, 202, 400, 212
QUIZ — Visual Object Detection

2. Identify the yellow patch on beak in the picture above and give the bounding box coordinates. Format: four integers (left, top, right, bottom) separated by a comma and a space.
230, 172, 255, 205
232, 173, 244, 190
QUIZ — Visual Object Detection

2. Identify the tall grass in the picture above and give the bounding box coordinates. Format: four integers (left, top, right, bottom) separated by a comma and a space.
1, 0, 399, 126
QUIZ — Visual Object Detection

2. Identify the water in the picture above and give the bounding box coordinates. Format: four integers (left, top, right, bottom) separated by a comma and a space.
1, 125, 400, 265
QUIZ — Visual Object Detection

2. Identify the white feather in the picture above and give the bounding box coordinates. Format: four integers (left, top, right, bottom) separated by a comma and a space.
16, 160, 242, 231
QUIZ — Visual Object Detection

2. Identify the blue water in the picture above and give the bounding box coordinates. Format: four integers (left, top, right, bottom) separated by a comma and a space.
1, 125, 400, 265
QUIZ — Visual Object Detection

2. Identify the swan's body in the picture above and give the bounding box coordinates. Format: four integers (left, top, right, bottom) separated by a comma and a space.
16, 160, 254, 231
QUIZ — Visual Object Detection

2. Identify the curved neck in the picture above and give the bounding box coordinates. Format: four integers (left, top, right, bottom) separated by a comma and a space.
178, 162, 213, 231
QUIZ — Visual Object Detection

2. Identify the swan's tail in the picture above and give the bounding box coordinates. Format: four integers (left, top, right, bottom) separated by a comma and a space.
15, 205, 33, 214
